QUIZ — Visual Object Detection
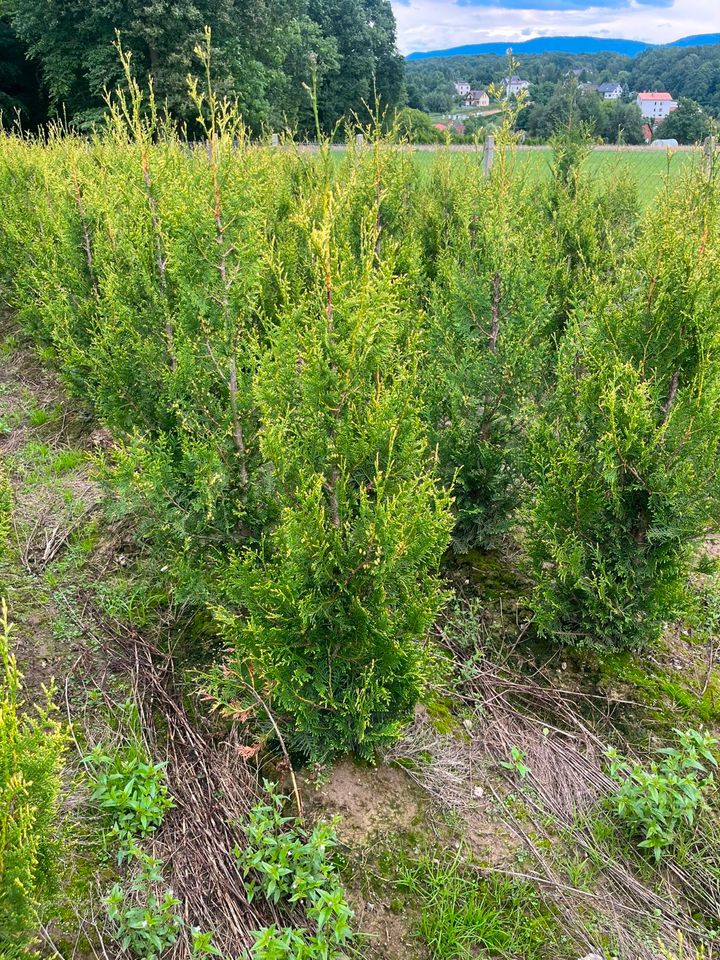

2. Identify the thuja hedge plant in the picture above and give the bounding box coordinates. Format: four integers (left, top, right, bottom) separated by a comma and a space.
0, 601, 67, 955
214, 175, 452, 760
0, 67, 452, 761
525, 167, 720, 649
3, 57, 720, 758
421, 115, 555, 552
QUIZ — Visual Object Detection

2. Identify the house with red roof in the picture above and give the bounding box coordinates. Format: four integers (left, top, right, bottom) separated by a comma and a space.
636, 92, 678, 123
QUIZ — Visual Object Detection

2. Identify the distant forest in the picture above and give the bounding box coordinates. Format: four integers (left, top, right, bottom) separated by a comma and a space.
407, 44, 720, 117
0, 0, 403, 133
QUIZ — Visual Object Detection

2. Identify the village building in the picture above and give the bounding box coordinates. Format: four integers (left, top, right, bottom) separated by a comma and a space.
454, 81, 471, 97
503, 76, 530, 97
597, 82, 623, 100
636, 92, 678, 122
463, 89, 490, 108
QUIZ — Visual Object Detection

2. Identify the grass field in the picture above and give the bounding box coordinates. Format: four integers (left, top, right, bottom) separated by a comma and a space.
410, 145, 701, 205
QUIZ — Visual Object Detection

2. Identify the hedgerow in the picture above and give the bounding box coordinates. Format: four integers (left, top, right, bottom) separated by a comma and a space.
1, 59, 720, 754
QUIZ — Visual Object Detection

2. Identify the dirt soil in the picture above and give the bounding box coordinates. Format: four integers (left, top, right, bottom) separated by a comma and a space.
299, 758, 432, 958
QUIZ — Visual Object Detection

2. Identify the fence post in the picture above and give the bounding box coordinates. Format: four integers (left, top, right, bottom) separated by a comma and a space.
703, 135, 715, 180
483, 135, 495, 177
271, 133, 279, 147
355, 133, 364, 150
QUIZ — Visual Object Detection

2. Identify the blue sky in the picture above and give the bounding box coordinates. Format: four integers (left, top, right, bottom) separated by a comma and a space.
391, 0, 717, 53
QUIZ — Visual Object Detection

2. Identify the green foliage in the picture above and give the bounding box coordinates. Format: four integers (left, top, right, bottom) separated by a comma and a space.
394, 107, 444, 144
0, 600, 67, 952
3, 71, 720, 745
5, 0, 403, 131
607, 728, 718, 861
395, 852, 568, 960
84, 742, 174, 854
105, 847, 183, 960
422, 114, 554, 550
406, 43, 720, 126
0, 463, 11, 566
214, 152, 452, 760
542, 126, 639, 331
526, 165, 720, 648
655, 98, 712, 145
237, 785, 354, 960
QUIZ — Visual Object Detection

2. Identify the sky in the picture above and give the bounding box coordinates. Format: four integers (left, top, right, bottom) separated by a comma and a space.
391, 0, 719, 54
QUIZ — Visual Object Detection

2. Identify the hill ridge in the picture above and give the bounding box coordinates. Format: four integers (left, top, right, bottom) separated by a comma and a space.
407, 33, 720, 62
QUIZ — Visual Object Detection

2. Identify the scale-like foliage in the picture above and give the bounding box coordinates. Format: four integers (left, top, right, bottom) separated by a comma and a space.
526, 168, 720, 647
216, 181, 452, 760
422, 140, 554, 551
0, 602, 67, 952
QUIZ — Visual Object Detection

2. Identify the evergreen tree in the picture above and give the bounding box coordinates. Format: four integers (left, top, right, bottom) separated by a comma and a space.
526, 169, 720, 648
216, 153, 451, 759
423, 129, 554, 550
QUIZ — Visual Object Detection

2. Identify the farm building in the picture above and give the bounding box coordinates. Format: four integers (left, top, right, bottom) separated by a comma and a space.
636, 92, 678, 122
454, 81, 471, 97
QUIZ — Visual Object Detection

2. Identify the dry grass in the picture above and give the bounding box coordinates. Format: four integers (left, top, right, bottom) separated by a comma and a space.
390, 612, 720, 960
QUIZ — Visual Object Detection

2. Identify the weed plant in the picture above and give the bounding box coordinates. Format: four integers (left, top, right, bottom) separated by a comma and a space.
396, 851, 572, 960
607, 728, 718, 861
237, 784, 354, 960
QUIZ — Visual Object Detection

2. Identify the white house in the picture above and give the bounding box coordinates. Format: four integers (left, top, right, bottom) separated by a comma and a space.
636, 92, 678, 122
503, 76, 530, 98
464, 89, 490, 108
597, 82, 623, 100
454, 81, 471, 97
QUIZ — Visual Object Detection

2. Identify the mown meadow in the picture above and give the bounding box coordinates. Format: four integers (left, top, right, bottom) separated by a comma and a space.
3, 61, 720, 960
406, 146, 696, 204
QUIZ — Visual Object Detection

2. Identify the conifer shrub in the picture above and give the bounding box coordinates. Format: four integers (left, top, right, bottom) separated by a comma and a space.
526, 169, 720, 648
0, 601, 67, 952
543, 128, 640, 332
215, 189, 453, 760
422, 137, 554, 551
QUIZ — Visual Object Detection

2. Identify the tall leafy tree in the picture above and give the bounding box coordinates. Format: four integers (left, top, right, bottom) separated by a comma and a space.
655, 98, 712, 145
9, 0, 240, 124
6, 0, 403, 130
308, 0, 404, 130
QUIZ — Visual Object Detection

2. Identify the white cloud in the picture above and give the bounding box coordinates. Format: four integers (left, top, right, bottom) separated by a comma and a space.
392, 0, 719, 54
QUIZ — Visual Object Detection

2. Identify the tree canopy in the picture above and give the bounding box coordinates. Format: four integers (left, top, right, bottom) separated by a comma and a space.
0, 0, 404, 131
655, 97, 712, 144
